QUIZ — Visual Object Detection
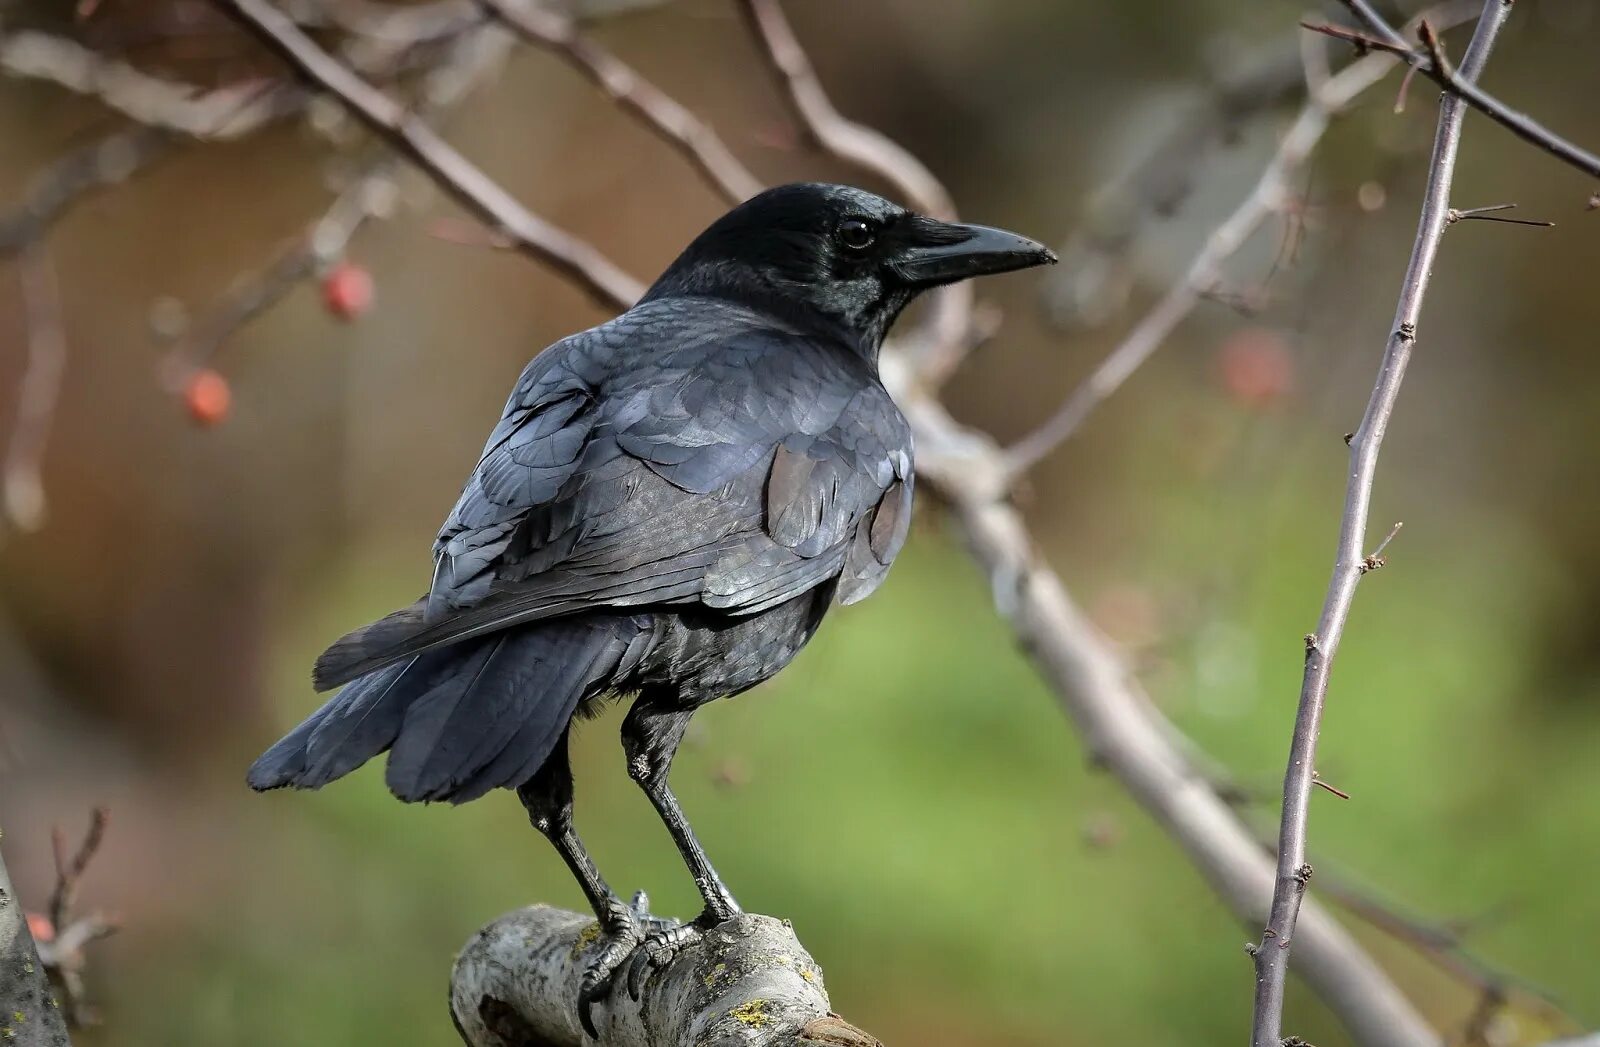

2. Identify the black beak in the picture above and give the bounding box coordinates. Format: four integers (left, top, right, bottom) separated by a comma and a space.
891, 220, 1057, 287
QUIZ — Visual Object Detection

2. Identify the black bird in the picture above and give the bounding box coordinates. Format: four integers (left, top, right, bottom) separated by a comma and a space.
248, 182, 1054, 1031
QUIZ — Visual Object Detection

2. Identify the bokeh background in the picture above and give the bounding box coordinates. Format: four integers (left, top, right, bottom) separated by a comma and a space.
2, 1, 1598, 1044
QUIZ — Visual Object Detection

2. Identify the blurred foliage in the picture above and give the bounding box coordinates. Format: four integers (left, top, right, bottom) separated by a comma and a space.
2, 1, 1599, 1045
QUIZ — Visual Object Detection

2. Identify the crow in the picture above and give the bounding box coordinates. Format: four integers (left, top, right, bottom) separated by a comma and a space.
248, 182, 1054, 1032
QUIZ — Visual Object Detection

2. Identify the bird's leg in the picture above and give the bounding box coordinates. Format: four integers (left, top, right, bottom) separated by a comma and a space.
617, 700, 742, 998
516, 729, 674, 1038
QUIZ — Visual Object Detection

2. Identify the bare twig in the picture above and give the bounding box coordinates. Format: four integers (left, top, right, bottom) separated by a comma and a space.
1044, 31, 1314, 330
0, 126, 177, 256
28, 808, 119, 1029
0, 30, 297, 138
1306, 1, 1600, 181
1314, 876, 1578, 1034
47, 808, 108, 940
1003, 13, 1463, 479
1446, 203, 1553, 227
162, 22, 510, 382
3, 243, 69, 537
479, 0, 761, 204
1249, 4, 1513, 1044
210, 0, 645, 310
736, 0, 973, 385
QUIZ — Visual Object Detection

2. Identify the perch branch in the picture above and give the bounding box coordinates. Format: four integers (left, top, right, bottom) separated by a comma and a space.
450, 907, 879, 1047
1249, 4, 1511, 1045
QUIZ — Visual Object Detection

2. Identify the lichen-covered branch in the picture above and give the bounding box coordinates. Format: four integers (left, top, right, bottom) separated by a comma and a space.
449, 907, 878, 1047
0, 832, 70, 1047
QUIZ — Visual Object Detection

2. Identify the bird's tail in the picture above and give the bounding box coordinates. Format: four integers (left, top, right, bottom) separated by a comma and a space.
248, 617, 647, 804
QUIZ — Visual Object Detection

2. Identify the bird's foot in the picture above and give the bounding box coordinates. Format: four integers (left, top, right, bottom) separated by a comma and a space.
623, 897, 742, 1001
576, 890, 677, 1038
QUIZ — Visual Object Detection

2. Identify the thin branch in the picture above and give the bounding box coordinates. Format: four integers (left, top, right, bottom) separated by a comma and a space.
899, 392, 1437, 1047
2, 243, 69, 537
1044, 30, 1313, 331
1003, 11, 1463, 479
734, 0, 952, 221
29, 808, 119, 1029
163, 21, 511, 383
479, 0, 762, 204
0, 125, 177, 256
1249, 4, 1513, 1044
1446, 203, 1553, 227
47, 808, 108, 939
1315, 876, 1578, 1034
0, 30, 298, 138
1306, 1, 1600, 181
210, 0, 644, 311
737, 0, 973, 385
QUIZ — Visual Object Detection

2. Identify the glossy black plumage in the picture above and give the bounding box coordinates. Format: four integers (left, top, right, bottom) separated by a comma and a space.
247, 182, 1054, 1029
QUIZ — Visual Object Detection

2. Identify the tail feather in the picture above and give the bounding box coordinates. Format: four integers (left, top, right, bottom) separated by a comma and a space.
444, 628, 635, 803
299, 659, 415, 788
250, 617, 643, 803
311, 600, 429, 692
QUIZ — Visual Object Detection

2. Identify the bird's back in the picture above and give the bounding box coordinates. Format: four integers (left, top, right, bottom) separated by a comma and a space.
253, 294, 913, 803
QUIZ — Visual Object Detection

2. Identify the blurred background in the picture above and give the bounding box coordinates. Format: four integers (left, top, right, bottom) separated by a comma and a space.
1, 1, 1598, 1044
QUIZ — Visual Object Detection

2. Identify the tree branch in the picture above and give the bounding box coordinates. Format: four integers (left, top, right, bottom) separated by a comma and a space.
479, 0, 762, 204
736, 0, 972, 386
2, 243, 68, 537
895, 393, 1438, 1047
211, 0, 645, 311
1005, 2, 1476, 476
1249, 3, 1512, 1044
0, 30, 297, 138
0, 126, 177, 257
0, 828, 71, 1046
1306, 0, 1600, 181
450, 907, 879, 1047
36, 809, 118, 1029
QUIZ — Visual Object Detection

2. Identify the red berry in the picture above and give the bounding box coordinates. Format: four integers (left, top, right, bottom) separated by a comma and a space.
322, 262, 374, 321
183, 369, 231, 427
1216, 327, 1294, 409
26, 911, 55, 944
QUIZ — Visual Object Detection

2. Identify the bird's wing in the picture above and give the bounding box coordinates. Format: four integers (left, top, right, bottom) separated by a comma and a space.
316, 311, 913, 689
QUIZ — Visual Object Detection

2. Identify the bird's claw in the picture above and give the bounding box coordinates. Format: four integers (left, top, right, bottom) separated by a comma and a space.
624, 921, 703, 1000
575, 891, 677, 1039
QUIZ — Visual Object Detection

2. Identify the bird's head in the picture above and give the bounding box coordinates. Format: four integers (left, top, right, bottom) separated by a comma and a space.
644, 183, 1056, 357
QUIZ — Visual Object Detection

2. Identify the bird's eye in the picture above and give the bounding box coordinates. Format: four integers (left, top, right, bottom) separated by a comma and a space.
837, 219, 875, 251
